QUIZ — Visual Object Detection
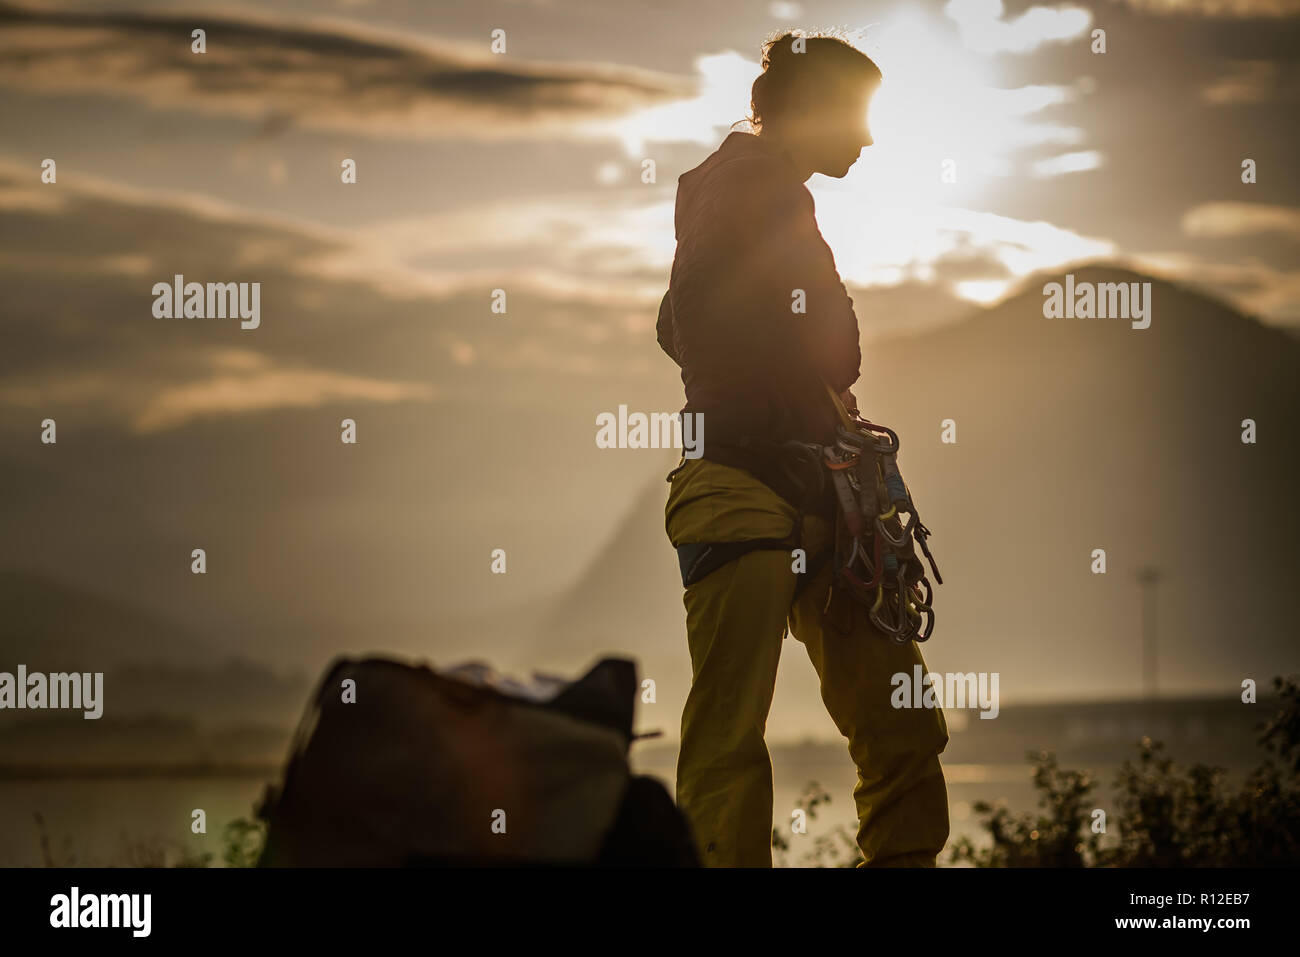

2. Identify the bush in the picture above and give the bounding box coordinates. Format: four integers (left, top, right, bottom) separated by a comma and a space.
771, 781, 861, 868
222, 816, 266, 868
949, 675, 1300, 867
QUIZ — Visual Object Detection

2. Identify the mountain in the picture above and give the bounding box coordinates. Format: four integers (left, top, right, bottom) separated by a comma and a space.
0, 568, 217, 671
531, 264, 1300, 741
531, 465, 682, 674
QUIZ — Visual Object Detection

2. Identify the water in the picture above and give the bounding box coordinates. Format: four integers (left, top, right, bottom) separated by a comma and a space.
634, 752, 1039, 865
3, 775, 269, 867
0, 758, 1033, 867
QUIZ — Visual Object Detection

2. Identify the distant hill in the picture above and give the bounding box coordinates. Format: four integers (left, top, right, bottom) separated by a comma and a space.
0, 568, 216, 670
531, 264, 1300, 739
530, 466, 683, 679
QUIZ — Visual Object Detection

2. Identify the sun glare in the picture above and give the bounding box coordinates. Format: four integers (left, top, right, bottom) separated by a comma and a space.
593, 5, 1105, 314
813, 8, 1103, 306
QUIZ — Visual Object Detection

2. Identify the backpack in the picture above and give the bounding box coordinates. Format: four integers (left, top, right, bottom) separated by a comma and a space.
258, 656, 697, 866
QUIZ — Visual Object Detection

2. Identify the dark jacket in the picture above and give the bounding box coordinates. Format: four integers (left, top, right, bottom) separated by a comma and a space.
657, 131, 862, 454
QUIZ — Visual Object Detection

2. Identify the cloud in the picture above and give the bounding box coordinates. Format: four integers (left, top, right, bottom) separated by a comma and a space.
953, 277, 1015, 303
1202, 60, 1280, 103
861, 16, 1092, 184
131, 348, 435, 432
1181, 202, 1300, 239
0, 344, 436, 432
598, 50, 756, 154
944, 0, 1093, 55
809, 178, 1117, 295
319, 167, 1119, 314
769, 2, 805, 18
1029, 150, 1105, 177
1132, 251, 1300, 321
1112, 0, 1300, 17
335, 191, 677, 295
0, 158, 675, 436
0, 1, 691, 140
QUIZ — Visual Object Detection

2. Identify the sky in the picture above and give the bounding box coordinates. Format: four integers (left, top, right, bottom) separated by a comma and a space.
3, 0, 1298, 337
1, 0, 1298, 721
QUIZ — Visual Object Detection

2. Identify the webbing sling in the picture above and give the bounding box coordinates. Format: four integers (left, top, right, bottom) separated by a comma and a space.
676, 534, 833, 596
677, 538, 790, 588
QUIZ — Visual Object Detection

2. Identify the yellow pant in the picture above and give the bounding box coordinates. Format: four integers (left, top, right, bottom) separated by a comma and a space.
666, 456, 950, 867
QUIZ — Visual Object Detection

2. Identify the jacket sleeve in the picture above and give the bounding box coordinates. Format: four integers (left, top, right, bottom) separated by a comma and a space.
761, 184, 861, 392
655, 290, 679, 365
711, 163, 861, 392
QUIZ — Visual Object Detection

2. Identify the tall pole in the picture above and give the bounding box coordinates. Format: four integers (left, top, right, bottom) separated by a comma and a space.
1136, 567, 1162, 700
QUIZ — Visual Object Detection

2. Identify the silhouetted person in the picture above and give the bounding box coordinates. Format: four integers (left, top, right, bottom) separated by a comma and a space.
657, 32, 950, 867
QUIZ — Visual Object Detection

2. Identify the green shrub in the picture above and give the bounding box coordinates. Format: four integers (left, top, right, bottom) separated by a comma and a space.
950, 675, 1300, 867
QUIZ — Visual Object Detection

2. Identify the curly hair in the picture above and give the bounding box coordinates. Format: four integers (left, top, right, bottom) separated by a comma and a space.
747, 31, 882, 133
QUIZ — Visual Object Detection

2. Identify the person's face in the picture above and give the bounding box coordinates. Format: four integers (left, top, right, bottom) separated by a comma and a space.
811, 81, 878, 178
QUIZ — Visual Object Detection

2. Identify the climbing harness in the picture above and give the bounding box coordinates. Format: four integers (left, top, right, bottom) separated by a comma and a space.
670, 438, 826, 593
666, 390, 942, 645
820, 385, 942, 644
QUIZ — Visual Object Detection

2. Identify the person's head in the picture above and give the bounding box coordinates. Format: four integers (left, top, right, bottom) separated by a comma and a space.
748, 32, 881, 180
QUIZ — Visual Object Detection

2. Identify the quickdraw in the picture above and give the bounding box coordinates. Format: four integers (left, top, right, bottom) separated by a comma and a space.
820, 388, 942, 644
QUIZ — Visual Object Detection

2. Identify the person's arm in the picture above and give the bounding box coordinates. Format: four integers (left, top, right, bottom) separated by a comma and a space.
754, 183, 861, 393
655, 290, 679, 365
707, 161, 861, 392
